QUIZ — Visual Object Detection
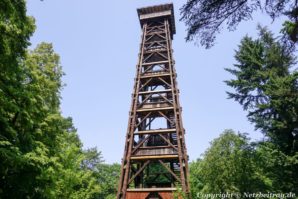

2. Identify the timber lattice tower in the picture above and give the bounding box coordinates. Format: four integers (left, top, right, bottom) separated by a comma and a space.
117, 4, 190, 199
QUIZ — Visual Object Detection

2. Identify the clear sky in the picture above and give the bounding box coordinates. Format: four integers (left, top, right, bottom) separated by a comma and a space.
27, 0, 284, 163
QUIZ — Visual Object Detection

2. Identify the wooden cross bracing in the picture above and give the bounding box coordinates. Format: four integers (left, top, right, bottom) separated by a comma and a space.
117, 4, 190, 199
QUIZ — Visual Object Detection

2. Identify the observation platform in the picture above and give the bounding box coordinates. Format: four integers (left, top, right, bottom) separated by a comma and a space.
137, 3, 176, 38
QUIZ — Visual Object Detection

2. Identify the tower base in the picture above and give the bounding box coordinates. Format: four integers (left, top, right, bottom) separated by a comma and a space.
126, 188, 183, 199
126, 191, 175, 199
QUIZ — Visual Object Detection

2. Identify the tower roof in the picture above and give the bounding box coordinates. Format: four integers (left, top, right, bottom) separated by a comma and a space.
137, 3, 176, 36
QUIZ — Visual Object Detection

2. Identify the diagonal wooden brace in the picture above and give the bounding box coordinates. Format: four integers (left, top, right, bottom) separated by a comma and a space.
128, 160, 150, 184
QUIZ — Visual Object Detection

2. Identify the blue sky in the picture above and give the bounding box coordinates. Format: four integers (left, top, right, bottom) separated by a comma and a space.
27, 0, 284, 163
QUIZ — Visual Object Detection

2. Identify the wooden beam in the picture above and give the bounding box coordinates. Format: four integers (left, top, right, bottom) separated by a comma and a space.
158, 76, 171, 88
157, 93, 173, 105
159, 160, 181, 183
139, 78, 152, 91
135, 112, 151, 129
136, 106, 173, 112
127, 188, 177, 192
140, 72, 170, 79
130, 155, 178, 160
128, 160, 150, 184
158, 111, 174, 124
139, 145, 177, 149
134, 128, 176, 135
159, 134, 177, 150
141, 60, 168, 66
137, 93, 154, 108
132, 135, 151, 154
139, 89, 172, 95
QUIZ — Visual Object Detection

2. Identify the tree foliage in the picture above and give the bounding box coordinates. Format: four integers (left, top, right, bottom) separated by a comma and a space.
189, 130, 271, 198
0, 40, 105, 198
256, 142, 298, 193
181, 0, 298, 196
0, 0, 35, 62
0, 1, 120, 198
82, 148, 121, 199
225, 27, 298, 193
96, 163, 121, 199
0, 3, 36, 193
225, 27, 298, 155
180, 0, 298, 48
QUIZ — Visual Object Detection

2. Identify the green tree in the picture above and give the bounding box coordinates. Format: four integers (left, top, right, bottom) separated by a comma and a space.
0, 0, 35, 63
96, 163, 121, 199
180, 0, 298, 48
82, 147, 120, 199
0, 1, 119, 198
82, 147, 104, 171
0, 41, 104, 198
189, 159, 204, 198
190, 130, 271, 198
256, 142, 298, 194
0, 42, 64, 198
225, 27, 298, 193
0, 1, 36, 196
225, 28, 298, 155
39, 120, 101, 199
24, 43, 104, 199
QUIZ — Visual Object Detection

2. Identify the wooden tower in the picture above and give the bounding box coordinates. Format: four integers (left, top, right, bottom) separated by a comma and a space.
117, 4, 190, 199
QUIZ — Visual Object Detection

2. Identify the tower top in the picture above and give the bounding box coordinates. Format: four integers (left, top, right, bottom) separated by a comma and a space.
137, 3, 176, 36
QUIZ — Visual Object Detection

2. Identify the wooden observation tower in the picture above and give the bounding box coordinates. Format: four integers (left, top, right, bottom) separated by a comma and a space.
117, 4, 190, 199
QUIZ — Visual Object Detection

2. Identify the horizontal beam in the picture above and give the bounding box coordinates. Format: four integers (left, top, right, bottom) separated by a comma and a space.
140, 72, 170, 79
137, 106, 174, 112
127, 188, 177, 192
139, 89, 172, 95
143, 48, 167, 54
141, 60, 169, 66
145, 31, 166, 36
138, 145, 177, 149
134, 128, 176, 135
130, 154, 178, 160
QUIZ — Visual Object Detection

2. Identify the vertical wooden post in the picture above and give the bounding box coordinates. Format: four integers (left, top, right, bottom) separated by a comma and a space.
117, 4, 191, 199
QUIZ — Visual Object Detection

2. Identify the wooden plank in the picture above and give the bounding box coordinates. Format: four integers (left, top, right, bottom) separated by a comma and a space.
139, 145, 177, 149
134, 148, 177, 156
139, 89, 172, 95
134, 128, 176, 135
142, 60, 168, 66
137, 106, 174, 112
130, 155, 178, 160
140, 72, 170, 79
127, 188, 177, 192
140, 10, 172, 21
